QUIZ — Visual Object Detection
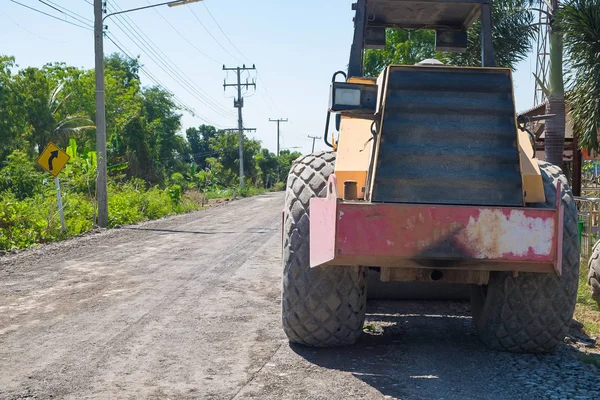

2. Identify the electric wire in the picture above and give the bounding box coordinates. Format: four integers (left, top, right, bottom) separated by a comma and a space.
105, 33, 224, 127
148, 3, 220, 65
194, 3, 280, 115
41, 0, 93, 24
107, 33, 226, 128
107, 3, 235, 119
187, 5, 243, 64
9, 0, 92, 30
202, 3, 249, 63
104, 4, 236, 121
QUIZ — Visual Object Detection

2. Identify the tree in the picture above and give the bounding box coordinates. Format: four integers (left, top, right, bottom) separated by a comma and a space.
363, 0, 537, 76
186, 124, 218, 167
364, 30, 436, 76
0, 56, 26, 163
209, 131, 262, 186
560, 0, 600, 153
444, 0, 536, 68
14, 68, 94, 155
543, 0, 567, 167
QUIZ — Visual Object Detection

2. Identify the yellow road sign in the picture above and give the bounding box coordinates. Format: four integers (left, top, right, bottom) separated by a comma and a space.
36, 142, 70, 177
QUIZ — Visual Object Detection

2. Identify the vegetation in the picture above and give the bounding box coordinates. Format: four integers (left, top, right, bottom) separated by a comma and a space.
560, 0, 600, 153
577, 257, 600, 340
363, 0, 537, 76
0, 54, 300, 251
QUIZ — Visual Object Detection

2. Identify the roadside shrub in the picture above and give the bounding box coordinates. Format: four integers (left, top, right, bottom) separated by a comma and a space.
108, 181, 144, 226
142, 187, 173, 220
0, 191, 63, 251
0, 150, 43, 200
167, 184, 182, 204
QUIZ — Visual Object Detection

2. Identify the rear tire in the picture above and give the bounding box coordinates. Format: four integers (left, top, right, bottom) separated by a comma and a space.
282, 152, 367, 347
470, 161, 579, 353
588, 241, 600, 308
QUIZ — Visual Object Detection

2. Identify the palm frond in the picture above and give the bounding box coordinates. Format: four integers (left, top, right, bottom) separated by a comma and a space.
560, 0, 600, 151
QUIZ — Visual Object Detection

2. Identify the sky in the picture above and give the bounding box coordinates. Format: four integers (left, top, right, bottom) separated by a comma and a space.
1, 0, 539, 155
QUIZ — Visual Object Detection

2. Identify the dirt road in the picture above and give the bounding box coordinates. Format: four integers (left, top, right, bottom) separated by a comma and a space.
1, 192, 598, 400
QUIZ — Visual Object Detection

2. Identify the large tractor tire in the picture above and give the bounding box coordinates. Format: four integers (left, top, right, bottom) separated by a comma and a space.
470, 161, 579, 353
587, 241, 600, 308
282, 151, 367, 347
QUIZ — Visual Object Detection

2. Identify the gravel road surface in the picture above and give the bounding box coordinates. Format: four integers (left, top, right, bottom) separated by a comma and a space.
1, 192, 598, 399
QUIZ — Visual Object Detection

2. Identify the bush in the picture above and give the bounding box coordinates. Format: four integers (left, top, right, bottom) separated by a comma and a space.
0, 191, 64, 251
0, 150, 43, 200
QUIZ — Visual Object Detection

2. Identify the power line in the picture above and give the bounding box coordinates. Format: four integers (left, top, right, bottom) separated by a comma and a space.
148, 3, 220, 65
42, 0, 93, 23
202, 3, 248, 62
188, 5, 243, 64
194, 4, 279, 115
105, 3, 235, 121
9, 0, 92, 30
105, 33, 216, 125
108, 3, 234, 118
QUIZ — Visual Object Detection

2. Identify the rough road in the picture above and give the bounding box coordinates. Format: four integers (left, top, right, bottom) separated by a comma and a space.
1, 192, 598, 400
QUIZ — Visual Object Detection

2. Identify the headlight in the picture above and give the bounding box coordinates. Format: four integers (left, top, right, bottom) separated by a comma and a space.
329, 82, 378, 115
334, 88, 362, 107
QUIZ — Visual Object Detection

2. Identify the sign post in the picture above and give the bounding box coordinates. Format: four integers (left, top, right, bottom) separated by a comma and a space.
54, 176, 66, 231
36, 143, 70, 232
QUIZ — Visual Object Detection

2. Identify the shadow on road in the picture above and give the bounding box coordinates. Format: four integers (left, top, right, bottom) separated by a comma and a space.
290, 300, 598, 400
121, 227, 278, 235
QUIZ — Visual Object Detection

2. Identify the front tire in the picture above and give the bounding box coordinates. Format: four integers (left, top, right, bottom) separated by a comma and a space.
281, 152, 366, 347
471, 161, 579, 353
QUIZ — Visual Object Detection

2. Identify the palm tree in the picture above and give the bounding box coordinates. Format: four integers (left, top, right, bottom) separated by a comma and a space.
42, 83, 95, 153
544, 0, 567, 167
16, 67, 95, 155
560, 0, 600, 153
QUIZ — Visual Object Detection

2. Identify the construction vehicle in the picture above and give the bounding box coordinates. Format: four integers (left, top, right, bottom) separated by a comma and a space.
281, 0, 579, 353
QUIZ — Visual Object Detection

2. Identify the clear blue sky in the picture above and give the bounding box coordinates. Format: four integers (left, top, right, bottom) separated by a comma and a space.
1, 0, 537, 155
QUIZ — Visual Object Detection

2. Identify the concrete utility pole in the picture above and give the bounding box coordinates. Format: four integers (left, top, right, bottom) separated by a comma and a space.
308, 135, 322, 153
224, 65, 256, 188
94, 0, 202, 227
269, 118, 288, 157
94, 0, 107, 227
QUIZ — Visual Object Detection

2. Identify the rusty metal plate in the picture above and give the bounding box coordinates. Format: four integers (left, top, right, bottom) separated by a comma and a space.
311, 176, 562, 274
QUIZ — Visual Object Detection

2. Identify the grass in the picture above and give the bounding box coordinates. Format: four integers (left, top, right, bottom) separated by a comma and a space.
576, 257, 600, 340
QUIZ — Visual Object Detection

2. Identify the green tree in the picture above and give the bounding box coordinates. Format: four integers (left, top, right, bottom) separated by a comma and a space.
364, 30, 436, 76
560, 0, 600, 153
209, 131, 262, 186
0, 56, 26, 163
363, 0, 537, 76
14, 68, 94, 155
0, 150, 43, 200
186, 124, 218, 167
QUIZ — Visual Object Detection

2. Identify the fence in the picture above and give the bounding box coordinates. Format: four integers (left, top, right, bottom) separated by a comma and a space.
575, 194, 600, 260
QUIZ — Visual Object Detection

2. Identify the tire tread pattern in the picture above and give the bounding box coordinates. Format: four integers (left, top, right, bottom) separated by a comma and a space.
587, 240, 600, 307
472, 161, 580, 353
282, 152, 366, 347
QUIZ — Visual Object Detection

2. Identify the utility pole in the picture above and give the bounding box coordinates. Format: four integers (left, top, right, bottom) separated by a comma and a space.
308, 135, 322, 153
94, 0, 108, 228
269, 118, 288, 156
94, 0, 201, 227
224, 65, 256, 188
